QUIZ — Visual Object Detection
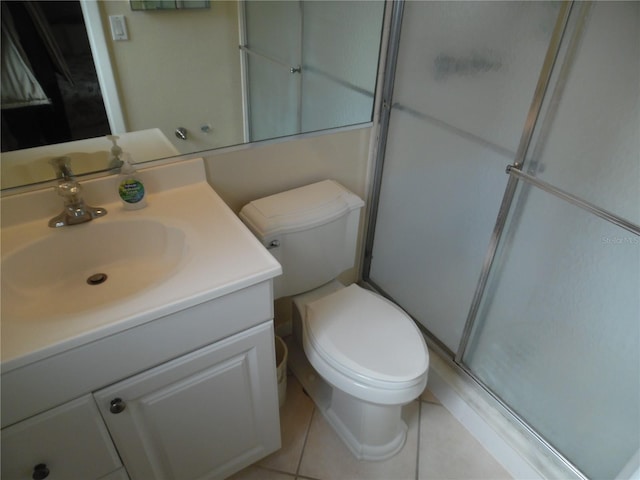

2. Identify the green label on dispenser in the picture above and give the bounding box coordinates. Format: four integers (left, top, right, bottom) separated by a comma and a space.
119, 179, 145, 203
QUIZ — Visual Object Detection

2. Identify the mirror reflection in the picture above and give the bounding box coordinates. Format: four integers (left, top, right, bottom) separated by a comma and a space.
0, 0, 385, 190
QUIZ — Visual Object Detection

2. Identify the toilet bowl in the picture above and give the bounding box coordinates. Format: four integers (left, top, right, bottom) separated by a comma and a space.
239, 180, 429, 460
291, 281, 428, 460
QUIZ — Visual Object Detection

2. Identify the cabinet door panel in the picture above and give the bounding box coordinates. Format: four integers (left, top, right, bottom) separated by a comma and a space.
1, 395, 122, 480
94, 322, 280, 480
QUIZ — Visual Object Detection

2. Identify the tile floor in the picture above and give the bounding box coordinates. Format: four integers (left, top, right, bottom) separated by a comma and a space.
230, 370, 512, 480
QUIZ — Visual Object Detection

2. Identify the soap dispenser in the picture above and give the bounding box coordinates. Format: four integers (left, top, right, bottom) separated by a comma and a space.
117, 153, 147, 210
107, 135, 123, 170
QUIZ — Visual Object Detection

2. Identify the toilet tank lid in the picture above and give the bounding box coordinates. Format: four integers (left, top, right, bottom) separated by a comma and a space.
239, 180, 364, 239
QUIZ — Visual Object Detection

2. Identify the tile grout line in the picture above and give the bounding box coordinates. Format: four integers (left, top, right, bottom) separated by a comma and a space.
254, 464, 296, 478
295, 404, 317, 479
415, 400, 423, 480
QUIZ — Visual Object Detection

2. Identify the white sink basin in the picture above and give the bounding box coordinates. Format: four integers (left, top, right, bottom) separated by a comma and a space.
0, 158, 282, 369
2, 219, 188, 320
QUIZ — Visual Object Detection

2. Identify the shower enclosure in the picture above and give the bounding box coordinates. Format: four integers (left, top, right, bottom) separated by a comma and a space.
238, 1, 384, 143
364, 2, 639, 478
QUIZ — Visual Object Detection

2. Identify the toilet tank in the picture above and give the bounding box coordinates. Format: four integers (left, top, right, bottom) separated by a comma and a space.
239, 180, 364, 299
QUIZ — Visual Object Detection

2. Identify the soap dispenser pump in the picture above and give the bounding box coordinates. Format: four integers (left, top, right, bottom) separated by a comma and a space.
107, 135, 123, 170
117, 153, 146, 210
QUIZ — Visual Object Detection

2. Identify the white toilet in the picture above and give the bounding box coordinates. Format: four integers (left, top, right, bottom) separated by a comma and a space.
240, 180, 429, 461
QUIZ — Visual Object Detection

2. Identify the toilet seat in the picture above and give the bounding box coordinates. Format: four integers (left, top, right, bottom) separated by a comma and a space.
303, 284, 428, 404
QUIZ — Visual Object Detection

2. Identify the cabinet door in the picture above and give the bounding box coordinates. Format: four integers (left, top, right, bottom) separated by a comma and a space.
1, 395, 123, 480
94, 321, 281, 480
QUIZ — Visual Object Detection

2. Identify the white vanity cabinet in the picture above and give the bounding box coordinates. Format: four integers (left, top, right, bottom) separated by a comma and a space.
2, 283, 282, 480
94, 321, 280, 480
1, 159, 283, 480
1, 395, 123, 480
2, 320, 280, 480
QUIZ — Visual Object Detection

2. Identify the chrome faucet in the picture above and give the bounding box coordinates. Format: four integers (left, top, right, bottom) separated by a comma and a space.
48, 157, 107, 228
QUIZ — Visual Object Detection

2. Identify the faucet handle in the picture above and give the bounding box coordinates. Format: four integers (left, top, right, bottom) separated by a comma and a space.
54, 179, 83, 203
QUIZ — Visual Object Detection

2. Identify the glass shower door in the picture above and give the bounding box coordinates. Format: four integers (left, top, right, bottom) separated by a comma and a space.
300, 1, 383, 134
242, 1, 302, 142
367, 1, 561, 352
367, 1, 639, 477
462, 3, 640, 478
463, 185, 639, 479
240, 1, 384, 143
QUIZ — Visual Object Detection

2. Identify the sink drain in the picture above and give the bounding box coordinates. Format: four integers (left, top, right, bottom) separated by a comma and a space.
87, 273, 108, 285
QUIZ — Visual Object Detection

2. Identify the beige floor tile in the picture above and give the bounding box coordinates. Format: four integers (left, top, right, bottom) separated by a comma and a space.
419, 403, 512, 480
298, 400, 420, 480
227, 464, 296, 480
257, 374, 315, 475
420, 387, 441, 404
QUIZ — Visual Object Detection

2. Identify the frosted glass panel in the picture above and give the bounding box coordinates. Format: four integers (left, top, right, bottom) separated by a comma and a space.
391, 1, 561, 153
244, 1, 383, 142
301, 73, 373, 133
245, 2, 300, 65
300, 1, 383, 133
529, 2, 640, 225
247, 58, 299, 141
302, 2, 381, 91
368, 1, 559, 351
370, 109, 510, 351
463, 185, 640, 479
245, 1, 301, 141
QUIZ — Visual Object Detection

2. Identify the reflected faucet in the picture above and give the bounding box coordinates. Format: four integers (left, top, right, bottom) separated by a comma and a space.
50, 156, 75, 182
48, 157, 107, 228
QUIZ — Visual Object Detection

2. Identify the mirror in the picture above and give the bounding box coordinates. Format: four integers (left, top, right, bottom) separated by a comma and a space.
0, 0, 385, 190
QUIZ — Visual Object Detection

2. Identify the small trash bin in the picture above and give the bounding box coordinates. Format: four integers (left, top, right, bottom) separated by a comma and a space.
275, 336, 288, 408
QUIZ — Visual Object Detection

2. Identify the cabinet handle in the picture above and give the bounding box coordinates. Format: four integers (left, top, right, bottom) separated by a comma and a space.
32, 463, 50, 480
109, 397, 126, 414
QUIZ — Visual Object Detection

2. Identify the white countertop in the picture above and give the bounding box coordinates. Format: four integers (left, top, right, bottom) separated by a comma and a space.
1, 158, 282, 371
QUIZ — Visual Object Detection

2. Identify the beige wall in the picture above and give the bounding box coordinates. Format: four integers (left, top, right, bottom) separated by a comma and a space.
99, 1, 244, 154
202, 126, 373, 334
202, 127, 371, 213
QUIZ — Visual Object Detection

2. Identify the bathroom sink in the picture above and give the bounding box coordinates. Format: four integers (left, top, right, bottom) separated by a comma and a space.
1, 219, 188, 320
0, 157, 282, 368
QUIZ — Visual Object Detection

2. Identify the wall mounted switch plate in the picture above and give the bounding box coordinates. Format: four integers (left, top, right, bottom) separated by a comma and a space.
109, 15, 128, 41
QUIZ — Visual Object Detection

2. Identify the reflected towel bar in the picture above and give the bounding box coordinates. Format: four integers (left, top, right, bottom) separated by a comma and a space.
506, 165, 640, 236
239, 45, 301, 74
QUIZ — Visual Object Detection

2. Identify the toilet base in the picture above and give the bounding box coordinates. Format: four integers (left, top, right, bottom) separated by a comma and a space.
325, 389, 408, 460
286, 337, 409, 461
